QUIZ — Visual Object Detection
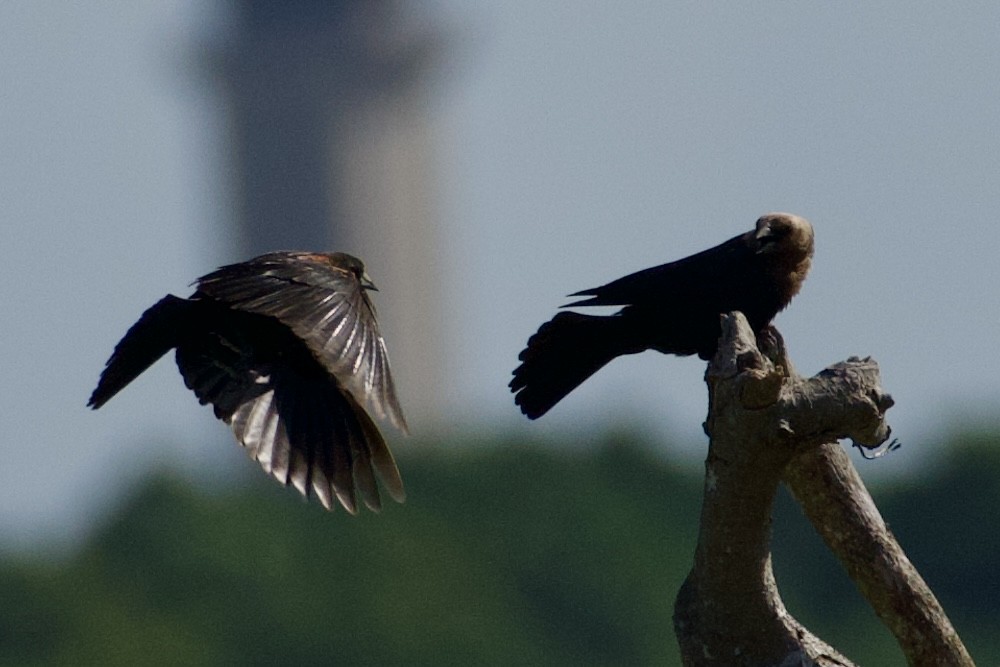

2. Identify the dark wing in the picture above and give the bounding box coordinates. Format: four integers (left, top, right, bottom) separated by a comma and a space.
174, 311, 405, 513
88, 295, 193, 409
562, 231, 754, 308
561, 228, 775, 360
195, 252, 407, 434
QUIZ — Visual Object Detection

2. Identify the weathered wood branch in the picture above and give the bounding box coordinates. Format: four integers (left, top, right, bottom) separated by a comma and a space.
673, 312, 971, 666
784, 443, 973, 665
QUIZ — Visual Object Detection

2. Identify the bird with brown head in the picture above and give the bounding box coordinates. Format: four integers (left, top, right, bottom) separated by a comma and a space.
510, 213, 814, 419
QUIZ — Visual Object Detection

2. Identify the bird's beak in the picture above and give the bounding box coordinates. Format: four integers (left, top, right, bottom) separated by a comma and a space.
361, 272, 378, 291
753, 222, 775, 253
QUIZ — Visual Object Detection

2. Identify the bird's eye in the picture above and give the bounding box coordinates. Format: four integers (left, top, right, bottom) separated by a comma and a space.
759, 227, 789, 247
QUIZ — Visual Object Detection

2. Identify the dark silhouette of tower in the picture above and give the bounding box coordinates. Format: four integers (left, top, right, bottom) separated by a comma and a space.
206, 0, 443, 423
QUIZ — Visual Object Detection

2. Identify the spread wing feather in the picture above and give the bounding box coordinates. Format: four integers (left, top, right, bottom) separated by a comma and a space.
91, 251, 407, 513
196, 253, 408, 434
174, 320, 403, 514
88, 295, 193, 409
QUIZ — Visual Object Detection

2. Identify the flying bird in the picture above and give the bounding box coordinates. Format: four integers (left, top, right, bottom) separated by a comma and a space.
89, 251, 408, 514
510, 213, 814, 419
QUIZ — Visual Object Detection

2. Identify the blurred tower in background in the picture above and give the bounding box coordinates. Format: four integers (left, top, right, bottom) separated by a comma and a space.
206, 0, 443, 425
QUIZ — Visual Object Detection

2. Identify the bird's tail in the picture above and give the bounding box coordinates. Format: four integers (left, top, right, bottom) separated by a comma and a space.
510, 311, 636, 419
88, 295, 193, 409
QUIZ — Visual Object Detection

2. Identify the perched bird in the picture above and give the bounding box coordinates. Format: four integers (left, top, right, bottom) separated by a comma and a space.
510, 213, 814, 419
89, 251, 408, 513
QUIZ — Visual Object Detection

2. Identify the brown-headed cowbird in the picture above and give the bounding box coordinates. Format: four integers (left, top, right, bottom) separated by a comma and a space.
89, 251, 407, 513
510, 213, 814, 419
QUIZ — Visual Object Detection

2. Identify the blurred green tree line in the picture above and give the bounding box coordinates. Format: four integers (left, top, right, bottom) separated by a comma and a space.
2, 429, 998, 666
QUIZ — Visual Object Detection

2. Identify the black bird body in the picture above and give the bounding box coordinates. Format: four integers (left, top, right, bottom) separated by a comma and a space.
510, 213, 814, 419
89, 251, 407, 513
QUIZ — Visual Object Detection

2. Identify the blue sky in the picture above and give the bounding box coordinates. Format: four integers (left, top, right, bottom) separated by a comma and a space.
3, 1, 999, 547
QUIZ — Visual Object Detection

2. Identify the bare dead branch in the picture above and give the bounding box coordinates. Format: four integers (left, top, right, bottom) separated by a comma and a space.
673, 312, 970, 666
784, 445, 973, 666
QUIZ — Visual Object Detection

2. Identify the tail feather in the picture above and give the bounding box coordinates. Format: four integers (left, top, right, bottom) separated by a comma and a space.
88, 295, 193, 409
510, 311, 633, 419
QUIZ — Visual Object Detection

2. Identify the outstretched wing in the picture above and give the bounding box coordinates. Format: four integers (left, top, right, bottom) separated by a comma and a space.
195, 252, 408, 434
174, 312, 405, 513
88, 295, 194, 409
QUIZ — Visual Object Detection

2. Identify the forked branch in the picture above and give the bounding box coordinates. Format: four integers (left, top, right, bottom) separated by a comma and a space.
673, 312, 971, 666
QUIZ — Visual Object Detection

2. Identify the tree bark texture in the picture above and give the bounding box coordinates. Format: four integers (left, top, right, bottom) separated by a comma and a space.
672, 312, 972, 667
